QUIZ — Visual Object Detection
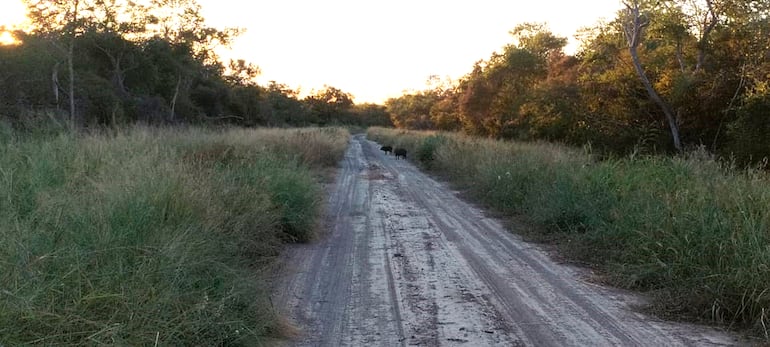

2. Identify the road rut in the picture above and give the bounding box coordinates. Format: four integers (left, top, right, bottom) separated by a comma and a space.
274, 134, 740, 346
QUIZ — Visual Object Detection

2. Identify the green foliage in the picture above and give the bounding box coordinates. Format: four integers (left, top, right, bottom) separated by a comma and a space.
259, 159, 319, 242
510, 22, 568, 59
350, 103, 394, 128
726, 91, 770, 165
384, 7, 770, 161
0, 126, 349, 345
416, 134, 447, 167
304, 86, 354, 125
368, 127, 770, 337
386, 91, 440, 130
0, 33, 60, 118
2, 1, 384, 130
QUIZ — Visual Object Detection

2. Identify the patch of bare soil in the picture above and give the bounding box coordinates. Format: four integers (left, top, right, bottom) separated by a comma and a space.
273, 134, 742, 346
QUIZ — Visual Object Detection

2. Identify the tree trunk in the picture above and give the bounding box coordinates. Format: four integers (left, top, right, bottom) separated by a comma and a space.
170, 74, 182, 122
93, 43, 129, 97
110, 53, 127, 97
623, 1, 683, 152
695, 0, 719, 72
52, 62, 60, 107
67, 40, 76, 128
629, 45, 683, 152
675, 41, 686, 73
68, 0, 80, 129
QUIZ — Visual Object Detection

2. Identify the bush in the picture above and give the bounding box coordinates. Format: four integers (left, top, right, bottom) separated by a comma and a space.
727, 93, 770, 166
416, 134, 447, 167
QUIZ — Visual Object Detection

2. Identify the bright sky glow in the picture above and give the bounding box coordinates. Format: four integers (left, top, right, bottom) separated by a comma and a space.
3, 0, 624, 103
0, 1, 25, 25
199, 0, 623, 103
0, 31, 17, 45
0, 0, 27, 43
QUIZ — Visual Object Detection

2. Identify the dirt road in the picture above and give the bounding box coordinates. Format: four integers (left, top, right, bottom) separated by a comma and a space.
275, 134, 740, 346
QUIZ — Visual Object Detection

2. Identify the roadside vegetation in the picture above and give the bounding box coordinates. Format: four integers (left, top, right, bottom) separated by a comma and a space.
3, 0, 769, 342
0, 1, 362, 344
0, 125, 349, 345
368, 127, 770, 338
385, 1, 770, 166
0, 0, 391, 130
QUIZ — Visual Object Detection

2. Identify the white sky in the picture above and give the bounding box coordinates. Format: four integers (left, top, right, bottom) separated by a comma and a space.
2, 0, 623, 103
199, 0, 623, 103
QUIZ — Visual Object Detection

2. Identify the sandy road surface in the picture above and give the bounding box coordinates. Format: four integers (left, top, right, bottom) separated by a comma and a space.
274, 134, 740, 346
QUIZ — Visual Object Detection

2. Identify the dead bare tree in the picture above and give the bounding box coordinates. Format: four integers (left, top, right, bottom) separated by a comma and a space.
623, 0, 683, 152
52, 62, 60, 107
170, 74, 182, 122
694, 0, 720, 72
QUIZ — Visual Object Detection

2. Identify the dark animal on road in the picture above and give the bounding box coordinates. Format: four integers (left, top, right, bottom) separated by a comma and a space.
380, 145, 393, 155
394, 148, 407, 159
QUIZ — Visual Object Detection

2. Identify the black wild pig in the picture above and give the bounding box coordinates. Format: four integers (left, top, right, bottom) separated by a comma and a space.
394, 148, 407, 159
380, 145, 393, 155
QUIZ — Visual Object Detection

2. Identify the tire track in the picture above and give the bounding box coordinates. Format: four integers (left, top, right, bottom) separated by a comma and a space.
275, 134, 741, 347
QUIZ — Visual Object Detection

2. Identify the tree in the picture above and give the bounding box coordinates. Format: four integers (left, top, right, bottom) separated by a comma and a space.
225, 59, 260, 86
350, 103, 392, 127
386, 91, 439, 130
457, 62, 493, 135
0, 32, 62, 121
424, 75, 461, 131
429, 93, 461, 131
623, 0, 683, 151
726, 86, 770, 164
145, 0, 241, 63
519, 54, 582, 141
510, 23, 568, 60
258, 82, 308, 125
304, 86, 354, 125
455, 24, 566, 138
24, 0, 88, 128
377, 1, 768, 159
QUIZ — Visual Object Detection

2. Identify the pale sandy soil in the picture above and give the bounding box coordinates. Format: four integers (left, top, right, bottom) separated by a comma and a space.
273, 134, 743, 346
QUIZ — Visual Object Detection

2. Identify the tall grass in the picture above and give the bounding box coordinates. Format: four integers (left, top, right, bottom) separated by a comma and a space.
368, 127, 770, 337
0, 125, 349, 345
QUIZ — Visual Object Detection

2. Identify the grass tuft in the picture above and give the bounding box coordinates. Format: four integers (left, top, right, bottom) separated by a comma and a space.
0, 126, 349, 345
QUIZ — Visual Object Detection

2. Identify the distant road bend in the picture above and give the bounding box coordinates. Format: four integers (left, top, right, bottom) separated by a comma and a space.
275, 134, 739, 346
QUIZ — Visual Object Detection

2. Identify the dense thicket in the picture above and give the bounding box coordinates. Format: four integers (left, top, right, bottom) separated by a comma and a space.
0, 0, 391, 130
386, 1, 770, 163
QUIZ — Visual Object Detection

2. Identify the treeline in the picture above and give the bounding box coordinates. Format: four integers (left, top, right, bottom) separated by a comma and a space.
386, 0, 770, 164
0, 0, 391, 130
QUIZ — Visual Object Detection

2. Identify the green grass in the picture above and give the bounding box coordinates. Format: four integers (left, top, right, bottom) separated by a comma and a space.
0, 125, 349, 345
368, 127, 770, 338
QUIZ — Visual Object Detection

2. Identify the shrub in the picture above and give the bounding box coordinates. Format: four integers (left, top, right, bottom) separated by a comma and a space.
416, 134, 447, 166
